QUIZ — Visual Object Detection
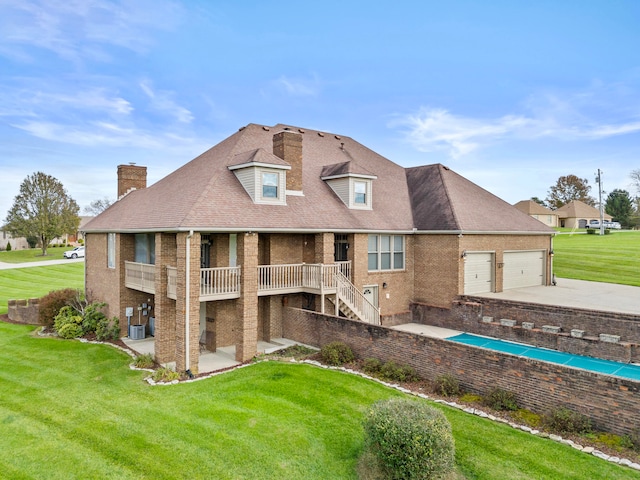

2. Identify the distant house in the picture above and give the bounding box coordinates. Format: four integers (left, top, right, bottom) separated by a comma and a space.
555, 200, 611, 229
514, 200, 559, 228
83, 123, 554, 373
0, 230, 28, 250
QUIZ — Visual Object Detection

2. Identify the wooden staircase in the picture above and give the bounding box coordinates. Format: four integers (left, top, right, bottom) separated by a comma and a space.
332, 271, 381, 325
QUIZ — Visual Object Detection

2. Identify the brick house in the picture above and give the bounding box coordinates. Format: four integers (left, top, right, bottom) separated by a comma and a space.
83, 123, 554, 373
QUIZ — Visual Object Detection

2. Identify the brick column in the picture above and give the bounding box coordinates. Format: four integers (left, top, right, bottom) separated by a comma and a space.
154, 233, 177, 364
314, 232, 334, 264
175, 232, 201, 373
236, 232, 259, 362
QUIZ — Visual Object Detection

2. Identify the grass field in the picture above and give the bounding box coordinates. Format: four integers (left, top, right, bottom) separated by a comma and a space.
553, 231, 640, 286
0, 263, 84, 315
0, 247, 71, 263
0, 322, 637, 479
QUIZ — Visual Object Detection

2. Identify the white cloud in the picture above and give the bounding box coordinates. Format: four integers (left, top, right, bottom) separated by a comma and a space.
274, 74, 321, 97
140, 82, 194, 124
394, 84, 640, 158
0, 0, 182, 62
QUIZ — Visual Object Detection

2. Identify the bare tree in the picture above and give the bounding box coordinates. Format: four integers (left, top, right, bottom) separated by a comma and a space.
3, 172, 80, 256
546, 175, 596, 209
84, 197, 113, 215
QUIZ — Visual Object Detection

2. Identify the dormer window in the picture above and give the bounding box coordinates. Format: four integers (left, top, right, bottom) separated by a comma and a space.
321, 161, 377, 210
228, 148, 290, 205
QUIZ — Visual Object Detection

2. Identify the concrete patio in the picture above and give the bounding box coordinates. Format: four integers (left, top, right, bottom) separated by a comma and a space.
122, 336, 309, 374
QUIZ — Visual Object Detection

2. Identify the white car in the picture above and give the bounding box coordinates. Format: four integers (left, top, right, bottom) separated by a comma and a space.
63, 246, 85, 259
605, 221, 622, 229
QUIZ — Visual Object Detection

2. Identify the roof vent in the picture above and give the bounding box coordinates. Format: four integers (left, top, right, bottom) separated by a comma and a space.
318, 132, 324, 137
262, 126, 270, 131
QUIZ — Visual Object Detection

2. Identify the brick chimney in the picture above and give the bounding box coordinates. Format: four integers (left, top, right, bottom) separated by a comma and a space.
117, 164, 147, 198
273, 130, 303, 192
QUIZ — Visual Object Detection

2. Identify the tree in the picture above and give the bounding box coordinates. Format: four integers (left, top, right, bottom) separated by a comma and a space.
84, 197, 113, 215
3, 172, 80, 256
605, 189, 633, 227
631, 169, 640, 195
546, 175, 595, 209
531, 197, 548, 207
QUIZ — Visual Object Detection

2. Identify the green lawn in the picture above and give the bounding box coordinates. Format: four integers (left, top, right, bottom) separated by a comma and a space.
553, 231, 640, 286
0, 322, 637, 479
0, 247, 71, 263
0, 263, 84, 315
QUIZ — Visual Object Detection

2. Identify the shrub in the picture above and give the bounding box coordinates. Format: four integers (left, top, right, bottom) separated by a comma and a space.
152, 367, 180, 383
511, 408, 542, 428
39, 289, 78, 327
433, 373, 460, 397
95, 316, 121, 341
484, 387, 519, 411
627, 428, 640, 452
5, 242, 11, 251
81, 302, 107, 333
379, 361, 419, 382
459, 393, 483, 404
543, 407, 592, 434
134, 353, 155, 369
363, 357, 383, 375
319, 341, 355, 366
363, 398, 455, 479
54, 306, 84, 339
586, 228, 596, 234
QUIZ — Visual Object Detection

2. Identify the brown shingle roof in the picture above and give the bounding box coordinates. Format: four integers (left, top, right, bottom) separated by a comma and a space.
83, 123, 553, 235
555, 200, 611, 220
407, 165, 553, 232
514, 200, 556, 216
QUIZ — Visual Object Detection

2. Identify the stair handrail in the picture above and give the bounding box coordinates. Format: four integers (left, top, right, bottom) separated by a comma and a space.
334, 271, 381, 325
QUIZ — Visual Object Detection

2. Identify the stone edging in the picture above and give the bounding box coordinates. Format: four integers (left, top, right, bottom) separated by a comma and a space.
45, 330, 640, 471
299, 359, 640, 472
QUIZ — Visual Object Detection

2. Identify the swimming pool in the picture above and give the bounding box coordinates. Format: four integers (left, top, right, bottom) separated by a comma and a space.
448, 333, 640, 381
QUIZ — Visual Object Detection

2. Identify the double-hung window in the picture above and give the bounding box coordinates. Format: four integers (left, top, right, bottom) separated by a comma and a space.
368, 235, 404, 271
354, 181, 367, 205
262, 172, 279, 199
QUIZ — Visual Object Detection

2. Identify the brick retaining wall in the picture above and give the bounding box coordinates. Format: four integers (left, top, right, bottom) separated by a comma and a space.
283, 307, 640, 437
411, 300, 640, 363
8, 298, 40, 324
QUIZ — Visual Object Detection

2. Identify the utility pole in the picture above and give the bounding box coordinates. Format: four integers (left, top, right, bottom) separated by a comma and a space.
596, 169, 604, 235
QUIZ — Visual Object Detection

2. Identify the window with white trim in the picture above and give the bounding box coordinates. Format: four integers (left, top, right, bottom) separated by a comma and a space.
368, 235, 404, 271
262, 172, 279, 199
354, 181, 367, 205
107, 233, 116, 269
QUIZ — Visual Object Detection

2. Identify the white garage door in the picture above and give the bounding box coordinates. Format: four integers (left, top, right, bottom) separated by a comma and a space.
503, 251, 545, 289
464, 252, 494, 294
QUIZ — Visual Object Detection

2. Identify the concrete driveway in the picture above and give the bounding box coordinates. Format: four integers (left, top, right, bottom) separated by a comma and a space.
0, 258, 84, 270
476, 278, 640, 316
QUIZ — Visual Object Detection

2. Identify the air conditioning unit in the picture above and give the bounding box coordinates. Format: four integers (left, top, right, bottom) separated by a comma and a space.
129, 324, 145, 340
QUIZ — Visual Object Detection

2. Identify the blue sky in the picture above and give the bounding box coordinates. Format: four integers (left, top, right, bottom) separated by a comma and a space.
1, 0, 639, 219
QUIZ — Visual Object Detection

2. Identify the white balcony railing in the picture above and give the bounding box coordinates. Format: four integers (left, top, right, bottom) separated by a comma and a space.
200, 266, 241, 300
124, 261, 156, 294
258, 262, 351, 295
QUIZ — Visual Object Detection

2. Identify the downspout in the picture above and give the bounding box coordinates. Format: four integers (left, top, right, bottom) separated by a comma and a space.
185, 230, 194, 371
550, 235, 556, 286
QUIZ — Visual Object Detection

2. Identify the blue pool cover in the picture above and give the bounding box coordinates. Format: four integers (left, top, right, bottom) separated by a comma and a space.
448, 333, 640, 381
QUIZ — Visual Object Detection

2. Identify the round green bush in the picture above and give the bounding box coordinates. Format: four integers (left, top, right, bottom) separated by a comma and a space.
363, 398, 455, 479
54, 306, 84, 339
319, 341, 355, 366
484, 387, 518, 411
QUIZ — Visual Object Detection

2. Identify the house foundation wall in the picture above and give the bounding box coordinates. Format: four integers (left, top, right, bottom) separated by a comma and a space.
282, 307, 640, 437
